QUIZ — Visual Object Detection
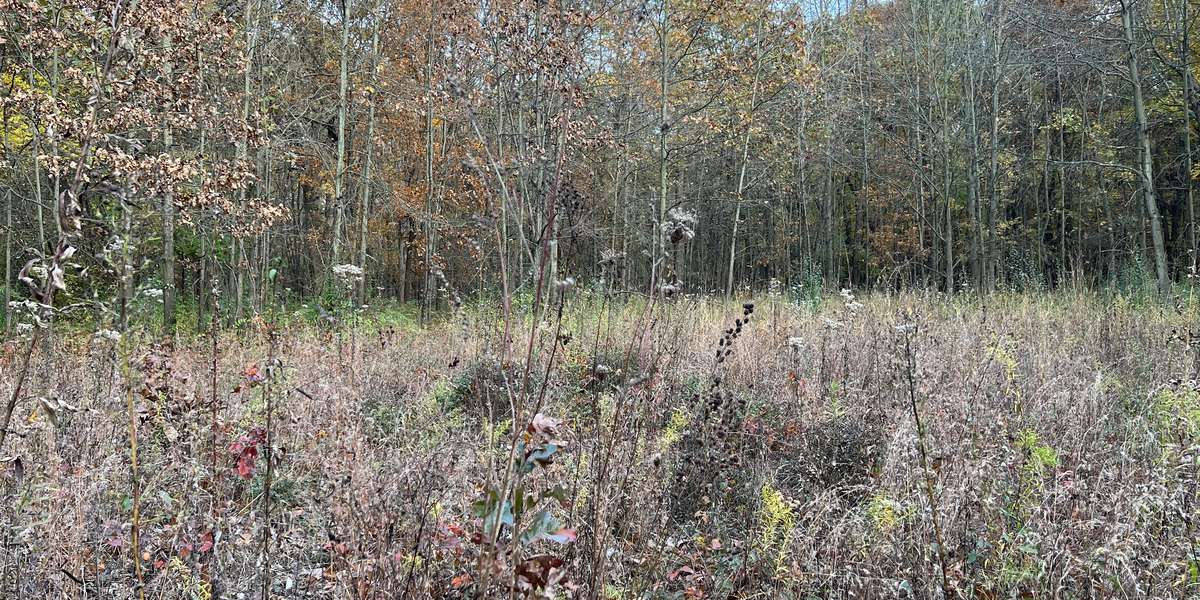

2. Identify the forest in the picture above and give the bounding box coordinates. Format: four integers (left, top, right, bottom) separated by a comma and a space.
2, 0, 1200, 598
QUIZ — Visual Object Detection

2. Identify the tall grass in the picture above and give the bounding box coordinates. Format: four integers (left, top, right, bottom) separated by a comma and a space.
0, 291, 1198, 598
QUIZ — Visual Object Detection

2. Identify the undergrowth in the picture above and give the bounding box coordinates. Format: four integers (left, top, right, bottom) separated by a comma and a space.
1, 292, 1198, 598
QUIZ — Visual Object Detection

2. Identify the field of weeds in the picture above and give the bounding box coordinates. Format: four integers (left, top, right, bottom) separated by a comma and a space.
1, 292, 1199, 599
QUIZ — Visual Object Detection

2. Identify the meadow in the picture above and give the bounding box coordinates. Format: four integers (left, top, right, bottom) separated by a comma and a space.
6, 0, 1200, 596
2, 290, 1198, 599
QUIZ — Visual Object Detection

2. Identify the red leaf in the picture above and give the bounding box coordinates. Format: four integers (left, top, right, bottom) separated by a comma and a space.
236, 446, 258, 479
549, 528, 577, 543
527, 413, 561, 435
199, 532, 213, 553
668, 565, 696, 581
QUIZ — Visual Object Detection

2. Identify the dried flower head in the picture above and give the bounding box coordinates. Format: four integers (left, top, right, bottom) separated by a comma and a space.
661, 207, 697, 244
93, 329, 122, 342
332, 263, 365, 285
840, 288, 863, 312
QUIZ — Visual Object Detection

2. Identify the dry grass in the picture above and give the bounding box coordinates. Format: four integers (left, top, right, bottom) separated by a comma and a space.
1, 291, 1198, 599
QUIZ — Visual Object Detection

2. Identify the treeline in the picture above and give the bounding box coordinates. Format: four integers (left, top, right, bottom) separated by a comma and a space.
1, 0, 1197, 331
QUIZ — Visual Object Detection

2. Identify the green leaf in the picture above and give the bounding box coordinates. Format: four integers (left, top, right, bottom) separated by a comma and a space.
513, 485, 537, 518
540, 484, 571, 508
473, 489, 513, 537
519, 510, 560, 546
515, 442, 560, 474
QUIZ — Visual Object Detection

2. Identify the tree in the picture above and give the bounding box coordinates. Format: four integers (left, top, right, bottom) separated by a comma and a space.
1121, 0, 1171, 296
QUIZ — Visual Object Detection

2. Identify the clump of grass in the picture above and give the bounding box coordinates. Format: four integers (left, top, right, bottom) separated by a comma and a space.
435, 356, 514, 421
776, 413, 884, 500
1152, 386, 1200, 443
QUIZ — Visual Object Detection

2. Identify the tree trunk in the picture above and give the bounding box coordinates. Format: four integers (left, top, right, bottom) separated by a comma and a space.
1056, 69, 1068, 288
358, 7, 381, 306
988, 4, 1003, 291
725, 29, 764, 301
162, 40, 176, 334
858, 31, 872, 290
1121, 0, 1171, 297
120, 202, 133, 331
331, 0, 351, 269
797, 99, 810, 273
967, 54, 982, 291
26, 52, 46, 255
4, 189, 10, 334
235, 0, 257, 321
1183, 0, 1197, 276
943, 120, 953, 293
824, 149, 835, 283
163, 156, 176, 332
656, 2, 670, 292
422, 6, 436, 323
235, 238, 245, 322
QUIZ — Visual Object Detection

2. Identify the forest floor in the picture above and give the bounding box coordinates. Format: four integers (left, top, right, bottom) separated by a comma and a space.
1, 291, 1199, 598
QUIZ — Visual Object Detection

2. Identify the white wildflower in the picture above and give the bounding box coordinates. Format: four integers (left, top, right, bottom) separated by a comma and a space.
554, 277, 576, 293
821, 317, 844, 330
93, 329, 122, 342
599, 249, 625, 265
332, 264, 364, 284
840, 288, 863, 312
661, 207, 697, 243
102, 236, 123, 257
768, 278, 783, 297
